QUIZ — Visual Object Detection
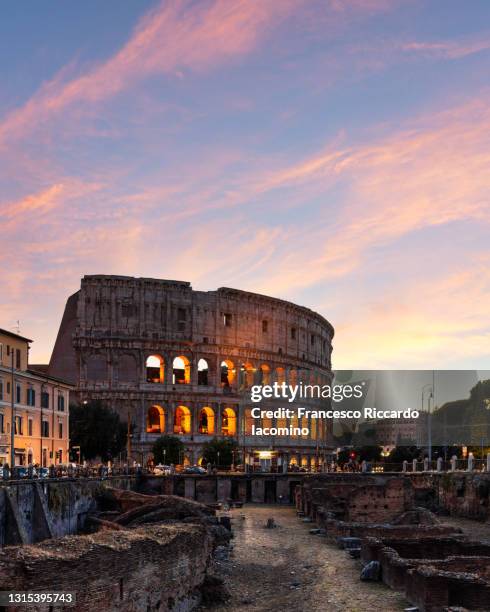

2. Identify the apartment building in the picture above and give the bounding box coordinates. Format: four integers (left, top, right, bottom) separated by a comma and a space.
0, 328, 72, 467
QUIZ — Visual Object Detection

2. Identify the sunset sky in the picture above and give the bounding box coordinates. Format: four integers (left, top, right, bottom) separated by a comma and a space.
1, 0, 490, 368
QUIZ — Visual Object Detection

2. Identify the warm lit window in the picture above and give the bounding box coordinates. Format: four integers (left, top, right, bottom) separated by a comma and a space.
172, 356, 190, 384
146, 355, 164, 383
174, 406, 191, 434
147, 405, 165, 433
222, 408, 237, 436
198, 407, 215, 434
198, 359, 209, 385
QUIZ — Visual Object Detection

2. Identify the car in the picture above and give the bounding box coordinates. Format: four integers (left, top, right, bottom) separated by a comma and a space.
184, 465, 206, 475
154, 464, 171, 475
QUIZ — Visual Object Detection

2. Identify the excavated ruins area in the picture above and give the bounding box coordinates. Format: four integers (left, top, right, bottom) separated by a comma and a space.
296, 474, 490, 611
0, 489, 231, 611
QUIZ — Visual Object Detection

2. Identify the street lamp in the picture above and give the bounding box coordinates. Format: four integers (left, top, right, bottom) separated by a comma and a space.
422, 382, 434, 463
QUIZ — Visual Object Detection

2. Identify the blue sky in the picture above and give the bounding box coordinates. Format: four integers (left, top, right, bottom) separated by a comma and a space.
1, 0, 490, 367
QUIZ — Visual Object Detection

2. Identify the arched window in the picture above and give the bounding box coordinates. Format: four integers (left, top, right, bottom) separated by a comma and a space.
222, 408, 237, 436
174, 405, 191, 434
276, 367, 285, 385
86, 354, 107, 382
220, 360, 235, 387
173, 356, 190, 385
147, 405, 165, 433
260, 364, 271, 385
240, 363, 255, 389
290, 414, 299, 437
301, 456, 309, 468
199, 407, 215, 434
146, 355, 164, 383
245, 408, 253, 435
198, 358, 209, 385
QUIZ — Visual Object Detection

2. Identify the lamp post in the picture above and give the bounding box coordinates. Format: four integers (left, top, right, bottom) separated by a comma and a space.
422, 382, 433, 463
10, 351, 15, 470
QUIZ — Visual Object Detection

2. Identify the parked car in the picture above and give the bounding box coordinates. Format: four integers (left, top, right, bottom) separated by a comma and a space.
154, 464, 171, 475
184, 465, 206, 475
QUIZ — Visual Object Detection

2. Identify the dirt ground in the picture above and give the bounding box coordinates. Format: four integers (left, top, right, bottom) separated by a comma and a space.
204, 505, 409, 612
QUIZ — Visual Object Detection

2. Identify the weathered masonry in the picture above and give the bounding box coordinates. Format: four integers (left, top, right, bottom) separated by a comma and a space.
49, 275, 335, 468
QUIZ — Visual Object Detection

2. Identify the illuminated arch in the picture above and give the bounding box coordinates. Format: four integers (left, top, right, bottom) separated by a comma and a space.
289, 455, 298, 467
183, 455, 191, 467
220, 359, 235, 387
173, 356, 190, 384
276, 367, 285, 385
146, 355, 164, 383
289, 368, 298, 386
198, 358, 209, 385
174, 405, 191, 434
147, 405, 165, 434
222, 407, 237, 436
199, 406, 215, 434
301, 456, 309, 468
240, 362, 255, 389
260, 364, 271, 385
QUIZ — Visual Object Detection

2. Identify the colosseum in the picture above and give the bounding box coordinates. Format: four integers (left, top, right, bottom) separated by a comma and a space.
49, 275, 335, 471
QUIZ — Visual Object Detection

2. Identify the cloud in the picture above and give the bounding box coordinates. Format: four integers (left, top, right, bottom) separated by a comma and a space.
0, 0, 305, 147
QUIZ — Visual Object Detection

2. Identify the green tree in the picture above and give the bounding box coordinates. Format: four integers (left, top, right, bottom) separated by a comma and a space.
69, 400, 127, 461
201, 438, 240, 468
152, 435, 184, 465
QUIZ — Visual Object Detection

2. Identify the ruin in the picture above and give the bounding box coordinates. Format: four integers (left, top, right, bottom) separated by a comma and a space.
48, 275, 335, 468
296, 473, 490, 611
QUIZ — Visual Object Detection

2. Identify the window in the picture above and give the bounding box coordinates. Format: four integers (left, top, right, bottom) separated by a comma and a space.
7, 381, 10, 394
291, 327, 296, 340
177, 308, 186, 332
41, 391, 49, 409
41, 421, 49, 437
57, 394, 65, 411
28, 418, 33, 436
16, 349, 21, 369
16, 385, 21, 404
26, 388, 36, 406
197, 359, 209, 385
0, 413, 4, 433
0, 379, 3, 401
0, 343, 3, 362
223, 313, 232, 327
6, 345, 10, 356
58, 422, 63, 439
310, 334, 315, 346
262, 320, 268, 333
14, 416, 23, 435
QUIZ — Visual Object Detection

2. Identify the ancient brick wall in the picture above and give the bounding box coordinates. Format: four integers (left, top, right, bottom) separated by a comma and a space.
0, 523, 212, 611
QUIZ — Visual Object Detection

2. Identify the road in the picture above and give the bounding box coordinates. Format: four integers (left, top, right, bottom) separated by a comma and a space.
206, 505, 408, 612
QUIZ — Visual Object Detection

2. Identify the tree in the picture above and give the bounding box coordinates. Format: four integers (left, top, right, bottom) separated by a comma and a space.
201, 438, 240, 468
69, 400, 127, 462
152, 435, 184, 465
389, 445, 420, 463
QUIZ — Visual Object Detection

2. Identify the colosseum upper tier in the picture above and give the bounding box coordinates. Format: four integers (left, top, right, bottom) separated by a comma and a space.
49, 275, 335, 470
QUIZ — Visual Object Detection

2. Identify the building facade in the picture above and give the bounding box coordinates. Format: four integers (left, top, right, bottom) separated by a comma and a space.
0, 329, 71, 467
49, 275, 335, 470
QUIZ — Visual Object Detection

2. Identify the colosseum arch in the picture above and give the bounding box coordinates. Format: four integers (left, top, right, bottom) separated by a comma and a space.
197, 358, 209, 385
198, 406, 215, 434
222, 407, 237, 436
240, 362, 255, 389
289, 368, 298, 386
220, 359, 235, 387
147, 405, 165, 434
146, 355, 164, 383
275, 366, 285, 385
259, 364, 271, 385
86, 354, 108, 382
174, 405, 191, 434
117, 354, 138, 382
172, 356, 190, 385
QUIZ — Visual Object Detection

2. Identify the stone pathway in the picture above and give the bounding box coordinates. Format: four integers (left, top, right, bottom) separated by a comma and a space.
204, 505, 408, 612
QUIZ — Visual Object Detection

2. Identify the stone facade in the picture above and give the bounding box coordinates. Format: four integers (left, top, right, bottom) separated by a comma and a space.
49, 275, 335, 467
